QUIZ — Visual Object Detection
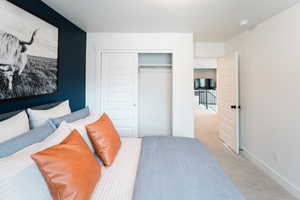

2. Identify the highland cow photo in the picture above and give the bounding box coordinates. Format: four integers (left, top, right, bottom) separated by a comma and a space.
0, 1, 58, 100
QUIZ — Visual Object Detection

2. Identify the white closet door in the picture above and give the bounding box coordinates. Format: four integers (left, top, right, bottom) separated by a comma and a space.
138, 68, 172, 137
218, 52, 240, 154
101, 53, 138, 137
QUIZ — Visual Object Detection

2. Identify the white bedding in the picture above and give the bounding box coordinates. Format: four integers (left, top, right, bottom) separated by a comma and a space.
0, 123, 72, 200
0, 114, 142, 200
92, 138, 141, 200
0, 135, 141, 200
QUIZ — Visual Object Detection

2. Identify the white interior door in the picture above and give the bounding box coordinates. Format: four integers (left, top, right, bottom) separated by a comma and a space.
138, 68, 172, 137
101, 52, 138, 137
218, 52, 240, 154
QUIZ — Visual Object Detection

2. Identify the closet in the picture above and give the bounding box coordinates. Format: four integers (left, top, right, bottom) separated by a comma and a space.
138, 53, 173, 137
101, 52, 172, 137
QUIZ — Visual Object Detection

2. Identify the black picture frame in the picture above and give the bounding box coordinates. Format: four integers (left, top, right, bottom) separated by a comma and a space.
0, 0, 60, 102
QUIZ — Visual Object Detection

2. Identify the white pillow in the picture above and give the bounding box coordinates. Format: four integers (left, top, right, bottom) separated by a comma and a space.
0, 122, 73, 200
27, 100, 71, 128
0, 121, 72, 179
67, 112, 99, 153
0, 111, 29, 143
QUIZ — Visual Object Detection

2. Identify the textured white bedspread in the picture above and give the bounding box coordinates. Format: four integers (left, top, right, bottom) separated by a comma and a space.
91, 137, 141, 200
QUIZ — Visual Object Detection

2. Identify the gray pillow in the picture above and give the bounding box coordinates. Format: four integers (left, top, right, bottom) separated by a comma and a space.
50, 107, 90, 128
0, 121, 56, 158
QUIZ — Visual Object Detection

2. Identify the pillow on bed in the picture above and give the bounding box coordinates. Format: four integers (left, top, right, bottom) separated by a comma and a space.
27, 100, 71, 128
86, 113, 121, 167
0, 111, 29, 143
67, 113, 98, 153
0, 121, 56, 158
50, 107, 90, 127
32, 130, 101, 200
0, 122, 73, 200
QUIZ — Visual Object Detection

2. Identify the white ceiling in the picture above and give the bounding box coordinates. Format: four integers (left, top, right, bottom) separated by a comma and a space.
42, 0, 299, 42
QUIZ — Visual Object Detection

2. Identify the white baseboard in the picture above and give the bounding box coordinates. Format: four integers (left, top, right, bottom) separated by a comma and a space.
241, 146, 300, 199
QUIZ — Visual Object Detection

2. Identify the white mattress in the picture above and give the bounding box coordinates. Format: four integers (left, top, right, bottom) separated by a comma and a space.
91, 137, 142, 200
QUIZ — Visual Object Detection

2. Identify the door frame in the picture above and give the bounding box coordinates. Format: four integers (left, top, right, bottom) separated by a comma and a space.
97, 49, 175, 136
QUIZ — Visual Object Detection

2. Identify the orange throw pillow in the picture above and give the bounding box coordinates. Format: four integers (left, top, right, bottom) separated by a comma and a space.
86, 113, 121, 167
31, 130, 101, 200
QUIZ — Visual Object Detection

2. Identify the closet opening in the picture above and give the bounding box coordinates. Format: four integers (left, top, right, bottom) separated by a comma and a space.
138, 53, 173, 137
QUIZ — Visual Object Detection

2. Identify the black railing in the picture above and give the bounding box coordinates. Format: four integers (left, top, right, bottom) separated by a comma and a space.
196, 89, 217, 111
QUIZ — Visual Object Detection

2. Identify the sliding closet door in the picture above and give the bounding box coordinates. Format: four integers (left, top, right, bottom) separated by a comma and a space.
101, 53, 138, 137
138, 68, 172, 137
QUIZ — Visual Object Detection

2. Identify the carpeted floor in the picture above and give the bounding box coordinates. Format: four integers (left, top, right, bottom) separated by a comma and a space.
194, 107, 297, 200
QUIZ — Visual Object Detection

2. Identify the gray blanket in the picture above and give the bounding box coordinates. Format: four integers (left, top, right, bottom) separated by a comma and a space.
133, 136, 245, 200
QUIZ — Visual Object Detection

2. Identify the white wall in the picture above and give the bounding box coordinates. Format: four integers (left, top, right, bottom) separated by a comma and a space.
194, 42, 224, 58
86, 33, 194, 138
225, 4, 300, 198
193, 42, 224, 69
194, 58, 218, 69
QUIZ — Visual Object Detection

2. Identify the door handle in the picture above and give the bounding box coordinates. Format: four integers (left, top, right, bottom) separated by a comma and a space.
231, 105, 241, 109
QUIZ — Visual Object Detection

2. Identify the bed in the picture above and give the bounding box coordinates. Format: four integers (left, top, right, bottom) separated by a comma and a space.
0, 102, 245, 200
90, 137, 245, 200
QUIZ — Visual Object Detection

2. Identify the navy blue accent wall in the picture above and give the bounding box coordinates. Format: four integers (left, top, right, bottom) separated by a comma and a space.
0, 0, 87, 114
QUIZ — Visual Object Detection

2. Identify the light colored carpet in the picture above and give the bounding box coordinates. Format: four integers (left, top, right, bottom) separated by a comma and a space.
194, 107, 297, 200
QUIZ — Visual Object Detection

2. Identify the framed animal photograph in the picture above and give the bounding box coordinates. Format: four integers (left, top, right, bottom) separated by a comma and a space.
0, 0, 58, 101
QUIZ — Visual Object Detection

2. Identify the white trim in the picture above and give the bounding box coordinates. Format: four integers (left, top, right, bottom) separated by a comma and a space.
241, 146, 300, 199
99, 49, 174, 54
88, 33, 192, 39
